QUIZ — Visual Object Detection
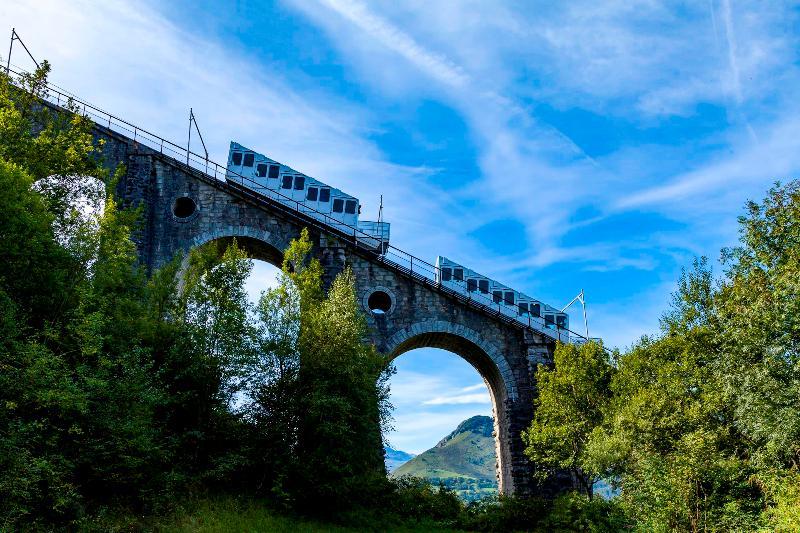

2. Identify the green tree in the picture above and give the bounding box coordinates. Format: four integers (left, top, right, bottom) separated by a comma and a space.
245, 256, 302, 505
180, 240, 257, 405
0, 62, 262, 527
250, 229, 393, 515
714, 182, 800, 530
523, 341, 613, 497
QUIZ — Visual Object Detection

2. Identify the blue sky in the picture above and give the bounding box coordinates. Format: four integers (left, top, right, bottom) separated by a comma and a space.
4, 0, 800, 454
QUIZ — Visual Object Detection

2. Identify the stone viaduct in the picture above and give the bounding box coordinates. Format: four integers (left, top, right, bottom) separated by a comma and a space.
41, 93, 573, 497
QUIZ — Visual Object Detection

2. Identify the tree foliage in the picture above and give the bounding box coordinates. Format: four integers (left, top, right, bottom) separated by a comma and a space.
0, 63, 393, 528
525, 182, 800, 531
523, 342, 612, 497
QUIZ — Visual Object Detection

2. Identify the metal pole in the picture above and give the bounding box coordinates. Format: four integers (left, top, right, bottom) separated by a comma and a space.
581, 289, 589, 339
7, 29, 39, 72
17, 32, 39, 69
186, 107, 192, 165
6, 28, 13, 74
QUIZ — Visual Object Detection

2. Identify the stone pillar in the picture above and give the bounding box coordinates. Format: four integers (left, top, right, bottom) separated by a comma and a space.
317, 233, 347, 290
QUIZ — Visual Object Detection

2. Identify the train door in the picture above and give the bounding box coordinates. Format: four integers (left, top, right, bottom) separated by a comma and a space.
305, 183, 320, 214
278, 173, 307, 203
329, 193, 359, 226
255, 162, 281, 191
253, 161, 271, 191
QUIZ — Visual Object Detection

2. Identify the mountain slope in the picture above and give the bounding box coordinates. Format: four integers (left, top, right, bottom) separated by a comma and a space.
392, 416, 496, 487
384, 446, 415, 473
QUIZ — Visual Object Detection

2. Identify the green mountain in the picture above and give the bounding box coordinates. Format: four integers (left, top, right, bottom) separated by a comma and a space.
391, 416, 497, 501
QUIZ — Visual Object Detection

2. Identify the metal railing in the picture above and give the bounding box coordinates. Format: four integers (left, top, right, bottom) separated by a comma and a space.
4, 64, 593, 345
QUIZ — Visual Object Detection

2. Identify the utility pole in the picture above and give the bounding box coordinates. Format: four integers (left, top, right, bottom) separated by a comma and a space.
561, 289, 590, 339
186, 107, 208, 171
6, 28, 40, 74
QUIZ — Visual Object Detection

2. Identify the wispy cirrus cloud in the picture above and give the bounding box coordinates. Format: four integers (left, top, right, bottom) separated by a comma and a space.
423, 382, 491, 406
285, 0, 800, 347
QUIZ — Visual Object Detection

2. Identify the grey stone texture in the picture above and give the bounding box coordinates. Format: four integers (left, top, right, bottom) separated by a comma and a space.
91, 123, 572, 498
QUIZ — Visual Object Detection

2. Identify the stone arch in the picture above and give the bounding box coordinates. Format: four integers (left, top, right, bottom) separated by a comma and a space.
190, 225, 290, 267
175, 226, 292, 296
384, 320, 517, 494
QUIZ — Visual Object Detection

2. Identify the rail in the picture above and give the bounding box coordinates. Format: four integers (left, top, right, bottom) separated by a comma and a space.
4, 64, 593, 345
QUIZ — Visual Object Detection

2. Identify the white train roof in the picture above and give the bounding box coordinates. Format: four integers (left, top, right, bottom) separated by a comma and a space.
436, 255, 565, 315
227, 141, 358, 202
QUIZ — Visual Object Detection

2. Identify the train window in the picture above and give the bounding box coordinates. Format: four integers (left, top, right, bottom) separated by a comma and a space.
493, 290, 503, 304
243, 153, 254, 167
454, 268, 464, 281
231, 152, 242, 166
504, 291, 515, 306
466, 279, 477, 292
544, 314, 555, 328
281, 175, 292, 189
307, 187, 318, 201
319, 188, 330, 202
441, 267, 452, 281
531, 303, 541, 317
478, 279, 489, 293
268, 165, 280, 179
333, 199, 344, 213
518, 302, 529, 315
256, 163, 268, 177
345, 200, 357, 214
294, 176, 305, 190
556, 315, 567, 329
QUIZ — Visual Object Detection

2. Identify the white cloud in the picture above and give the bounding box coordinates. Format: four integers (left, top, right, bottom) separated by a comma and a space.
387, 408, 492, 454
423, 392, 490, 406
317, 0, 470, 89
614, 115, 800, 212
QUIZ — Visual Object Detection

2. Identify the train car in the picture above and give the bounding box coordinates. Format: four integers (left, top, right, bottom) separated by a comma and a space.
435, 256, 570, 341
225, 142, 389, 251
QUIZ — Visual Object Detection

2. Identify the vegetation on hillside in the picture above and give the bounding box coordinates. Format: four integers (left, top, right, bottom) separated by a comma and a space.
393, 416, 498, 502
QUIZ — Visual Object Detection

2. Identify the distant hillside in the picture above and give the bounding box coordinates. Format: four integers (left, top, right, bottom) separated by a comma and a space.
391, 416, 497, 501
384, 446, 415, 473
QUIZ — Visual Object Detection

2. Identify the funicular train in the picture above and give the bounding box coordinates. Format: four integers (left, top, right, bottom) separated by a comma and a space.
225, 142, 572, 341
225, 141, 390, 252
436, 257, 570, 340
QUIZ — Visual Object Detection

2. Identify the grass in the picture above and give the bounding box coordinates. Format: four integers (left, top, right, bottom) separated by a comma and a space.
79, 496, 465, 533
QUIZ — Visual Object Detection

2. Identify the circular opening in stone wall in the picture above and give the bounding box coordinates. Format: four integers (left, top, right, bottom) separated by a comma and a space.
173, 196, 197, 219
368, 290, 392, 314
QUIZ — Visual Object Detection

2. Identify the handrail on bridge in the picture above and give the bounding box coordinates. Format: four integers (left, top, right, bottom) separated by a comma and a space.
3, 63, 595, 346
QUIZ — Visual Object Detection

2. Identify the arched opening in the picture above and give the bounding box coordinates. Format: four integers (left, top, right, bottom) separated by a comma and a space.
181, 234, 286, 298
172, 196, 197, 219
367, 290, 392, 314
384, 329, 514, 498
203, 235, 284, 270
